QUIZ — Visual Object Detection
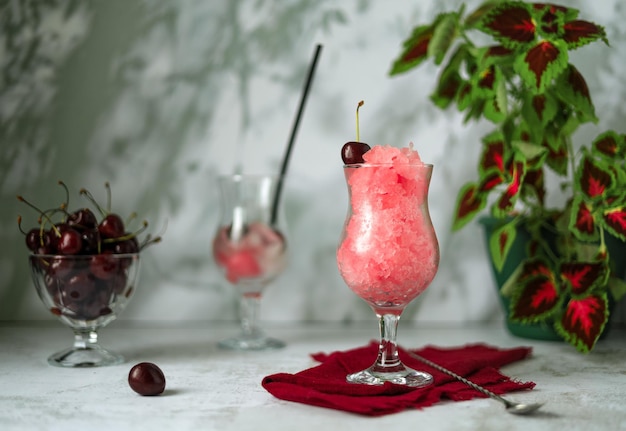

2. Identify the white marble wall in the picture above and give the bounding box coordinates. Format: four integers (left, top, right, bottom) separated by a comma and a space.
2, 0, 625, 323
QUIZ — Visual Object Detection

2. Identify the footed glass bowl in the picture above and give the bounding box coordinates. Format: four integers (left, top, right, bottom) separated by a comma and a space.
29, 253, 140, 367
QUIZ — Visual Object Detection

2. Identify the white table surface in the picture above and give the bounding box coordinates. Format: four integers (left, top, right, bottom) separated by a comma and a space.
1, 321, 625, 431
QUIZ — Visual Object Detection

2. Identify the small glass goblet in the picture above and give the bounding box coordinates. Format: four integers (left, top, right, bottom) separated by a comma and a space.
337, 163, 439, 387
29, 253, 140, 367
212, 174, 288, 350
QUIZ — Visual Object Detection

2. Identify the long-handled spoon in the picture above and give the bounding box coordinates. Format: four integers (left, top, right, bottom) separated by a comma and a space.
406, 351, 544, 415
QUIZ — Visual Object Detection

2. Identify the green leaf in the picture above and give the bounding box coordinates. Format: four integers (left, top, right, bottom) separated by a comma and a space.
489, 220, 518, 272
463, 99, 486, 123
521, 93, 558, 132
555, 64, 597, 123
464, 1, 501, 29
456, 81, 473, 112
500, 261, 524, 297
608, 276, 626, 302
545, 138, 569, 176
514, 39, 569, 93
513, 140, 547, 160
495, 75, 508, 117
428, 12, 460, 65
483, 97, 506, 123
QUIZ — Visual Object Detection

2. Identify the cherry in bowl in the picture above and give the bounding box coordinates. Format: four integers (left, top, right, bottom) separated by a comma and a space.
29, 253, 140, 367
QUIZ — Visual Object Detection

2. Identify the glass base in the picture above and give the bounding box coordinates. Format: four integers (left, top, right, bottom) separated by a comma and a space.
218, 335, 285, 351
347, 366, 433, 387
48, 345, 124, 368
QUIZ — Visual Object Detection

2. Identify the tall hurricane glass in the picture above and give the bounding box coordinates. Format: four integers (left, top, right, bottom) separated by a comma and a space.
212, 174, 287, 350
337, 163, 439, 386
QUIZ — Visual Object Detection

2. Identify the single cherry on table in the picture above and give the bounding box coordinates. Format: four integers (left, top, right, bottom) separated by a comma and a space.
128, 362, 166, 396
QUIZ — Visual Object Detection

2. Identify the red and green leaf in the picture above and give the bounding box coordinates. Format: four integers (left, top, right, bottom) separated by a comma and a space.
555, 294, 609, 353
478, 2, 536, 49
592, 130, 625, 159
493, 158, 526, 217
555, 64, 597, 123
562, 20, 608, 49
474, 65, 499, 95
489, 221, 518, 272
510, 274, 561, 322
453, 183, 486, 231
559, 261, 608, 296
531, 3, 568, 39
479, 169, 505, 192
389, 24, 434, 75
480, 131, 506, 173
431, 70, 463, 109
602, 207, 626, 241
576, 154, 615, 200
532, 3, 579, 22
569, 196, 597, 241
519, 257, 553, 282
515, 39, 568, 93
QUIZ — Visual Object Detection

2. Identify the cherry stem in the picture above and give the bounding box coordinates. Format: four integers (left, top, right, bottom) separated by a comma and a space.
102, 221, 149, 244
16, 216, 27, 235
80, 188, 106, 217
58, 180, 70, 213
16, 196, 61, 236
105, 182, 112, 213
356, 100, 364, 142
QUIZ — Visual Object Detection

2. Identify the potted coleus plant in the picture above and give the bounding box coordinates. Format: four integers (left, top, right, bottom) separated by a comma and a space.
389, 0, 626, 352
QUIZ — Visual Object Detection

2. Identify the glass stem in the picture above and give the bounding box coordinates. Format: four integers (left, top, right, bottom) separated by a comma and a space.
240, 294, 262, 338
73, 329, 99, 350
373, 313, 403, 372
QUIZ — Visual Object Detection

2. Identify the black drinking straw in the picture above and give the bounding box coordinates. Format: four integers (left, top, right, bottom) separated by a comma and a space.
270, 43, 323, 225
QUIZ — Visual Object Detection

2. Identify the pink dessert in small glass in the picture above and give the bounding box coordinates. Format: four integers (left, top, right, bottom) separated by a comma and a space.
212, 222, 286, 295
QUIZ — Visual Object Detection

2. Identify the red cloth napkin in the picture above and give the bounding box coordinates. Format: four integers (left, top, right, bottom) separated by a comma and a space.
262, 342, 535, 416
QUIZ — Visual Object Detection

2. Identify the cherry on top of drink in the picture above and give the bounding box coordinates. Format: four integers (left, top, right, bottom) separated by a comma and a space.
341, 100, 371, 165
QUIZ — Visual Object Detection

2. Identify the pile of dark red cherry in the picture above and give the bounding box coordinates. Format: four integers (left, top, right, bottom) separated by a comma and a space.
19, 182, 160, 321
